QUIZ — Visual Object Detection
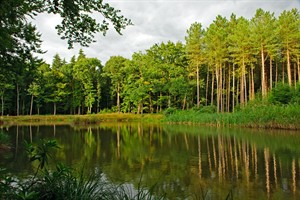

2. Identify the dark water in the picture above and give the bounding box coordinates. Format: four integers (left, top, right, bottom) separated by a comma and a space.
1, 123, 300, 199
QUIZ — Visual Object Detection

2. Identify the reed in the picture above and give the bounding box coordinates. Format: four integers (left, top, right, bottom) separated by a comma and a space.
165, 103, 300, 130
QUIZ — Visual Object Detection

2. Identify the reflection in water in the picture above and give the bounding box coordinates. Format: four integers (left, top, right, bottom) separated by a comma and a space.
1, 123, 300, 199
292, 159, 296, 194
264, 148, 270, 198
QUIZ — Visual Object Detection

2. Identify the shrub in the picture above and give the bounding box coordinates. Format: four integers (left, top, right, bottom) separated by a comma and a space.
199, 105, 217, 113
268, 83, 293, 104
163, 107, 177, 116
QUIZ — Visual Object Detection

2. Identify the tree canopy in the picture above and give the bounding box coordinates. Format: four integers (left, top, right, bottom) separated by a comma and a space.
0, 0, 132, 78
0, 8, 299, 116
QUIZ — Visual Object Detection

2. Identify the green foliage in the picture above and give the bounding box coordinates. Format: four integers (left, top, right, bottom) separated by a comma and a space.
291, 83, 300, 104
268, 83, 294, 104
191, 105, 217, 113
25, 139, 60, 171
163, 107, 178, 116
1, 8, 300, 116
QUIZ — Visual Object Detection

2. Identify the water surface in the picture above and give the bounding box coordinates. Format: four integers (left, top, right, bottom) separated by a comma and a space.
1, 123, 300, 199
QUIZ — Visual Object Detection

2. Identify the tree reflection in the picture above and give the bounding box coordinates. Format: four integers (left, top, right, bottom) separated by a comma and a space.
2, 123, 300, 199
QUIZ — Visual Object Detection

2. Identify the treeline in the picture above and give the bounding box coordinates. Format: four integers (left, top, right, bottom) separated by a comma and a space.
0, 8, 299, 115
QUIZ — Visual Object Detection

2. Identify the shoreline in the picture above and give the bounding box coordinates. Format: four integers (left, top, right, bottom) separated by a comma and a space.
0, 112, 299, 130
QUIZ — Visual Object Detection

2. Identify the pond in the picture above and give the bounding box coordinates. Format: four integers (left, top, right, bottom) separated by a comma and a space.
1, 123, 300, 199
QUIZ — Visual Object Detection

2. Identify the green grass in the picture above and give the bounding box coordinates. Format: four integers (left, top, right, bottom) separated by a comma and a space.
165, 103, 300, 130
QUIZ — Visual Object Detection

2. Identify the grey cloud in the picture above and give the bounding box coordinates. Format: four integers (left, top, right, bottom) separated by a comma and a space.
33, 0, 300, 65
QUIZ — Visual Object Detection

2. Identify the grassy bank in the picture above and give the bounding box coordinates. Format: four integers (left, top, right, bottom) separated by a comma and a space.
164, 104, 300, 130
0, 113, 163, 126
1, 104, 300, 130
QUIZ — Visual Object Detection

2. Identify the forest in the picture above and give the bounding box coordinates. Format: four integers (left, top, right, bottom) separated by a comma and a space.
0, 8, 299, 116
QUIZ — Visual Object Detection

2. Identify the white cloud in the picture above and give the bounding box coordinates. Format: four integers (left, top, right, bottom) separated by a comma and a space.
33, 0, 300, 65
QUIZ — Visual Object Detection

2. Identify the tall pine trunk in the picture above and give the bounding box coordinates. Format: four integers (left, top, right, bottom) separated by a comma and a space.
261, 47, 267, 98
220, 66, 223, 112
251, 67, 255, 100
270, 57, 273, 90
240, 59, 245, 106
244, 68, 247, 105
294, 63, 297, 87
196, 65, 200, 108
297, 56, 300, 84
205, 68, 209, 106
287, 48, 292, 86
226, 65, 231, 112
282, 60, 285, 83
275, 61, 278, 84
211, 71, 215, 106
215, 65, 220, 112
232, 64, 235, 113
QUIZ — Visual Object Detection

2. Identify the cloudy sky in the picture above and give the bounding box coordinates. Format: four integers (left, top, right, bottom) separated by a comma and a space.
33, 0, 300, 65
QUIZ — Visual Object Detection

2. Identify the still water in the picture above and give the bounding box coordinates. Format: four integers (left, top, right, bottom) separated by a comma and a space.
1, 123, 300, 199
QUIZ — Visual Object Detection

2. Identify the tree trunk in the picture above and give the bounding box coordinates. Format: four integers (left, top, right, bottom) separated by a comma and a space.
182, 94, 186, 110
117, 82, 120, 113
53, 102, 56, 115
282, 60, 285, 83
251, 67, 255, 100
227, 65, 231, 112
275, 60, 278, 84
211, 71, 215, 106
206, 67, 209, 106
22, 98, 25, 115
244, 69, 247, 105
16, 83, 19, 116
220, 66, 223, 112
196, 65, 200, 108
270, 57, 273, 90
149, 93, 153, 113
240, 75, 244, 106
216, 65, 220, 113
223, 66, 226, 112
297, 56, 300, 83
240, 59, 245, 106
261, 47, 267, 98
1, 95, 4, 116
236, 78, 239, 109
159, 92, 162, 113
232, 64, 235, 113
30, 94, 33, 116
287, 48, 292, 86
294, 63, 296, 88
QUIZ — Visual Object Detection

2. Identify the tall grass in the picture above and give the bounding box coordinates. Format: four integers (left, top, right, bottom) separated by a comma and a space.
165, 103, 300, 130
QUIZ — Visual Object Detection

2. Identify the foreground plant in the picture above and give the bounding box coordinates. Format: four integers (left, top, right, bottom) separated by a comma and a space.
0, 139, 165, 200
